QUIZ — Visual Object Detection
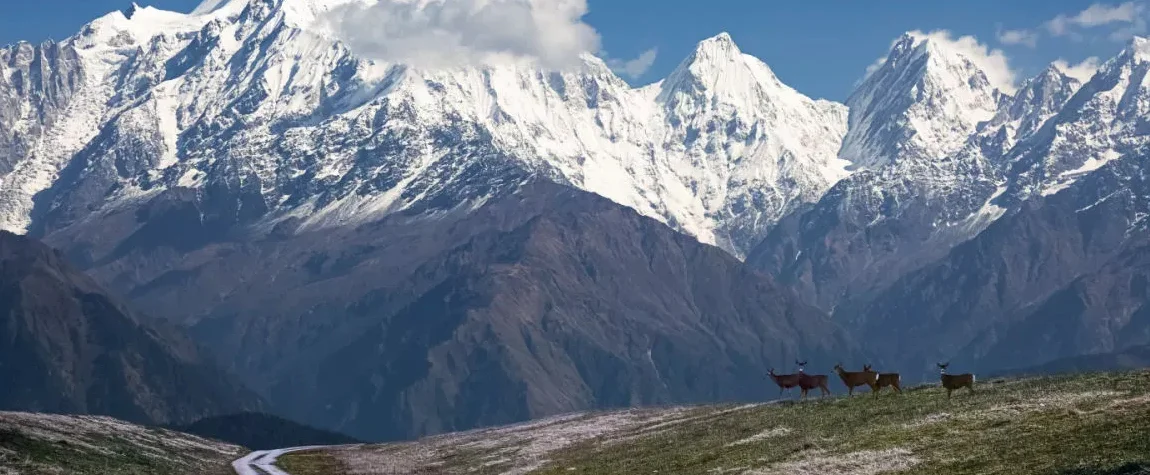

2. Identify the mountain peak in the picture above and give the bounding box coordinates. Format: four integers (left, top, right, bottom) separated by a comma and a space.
1115, 35, 1150, 65
700, 32, 736, 47
1130, 35, 1150, 55
689, 32, 743, 63
842, 31, 1001, 168
658, 31, 788, 106
123, 2, 142, 19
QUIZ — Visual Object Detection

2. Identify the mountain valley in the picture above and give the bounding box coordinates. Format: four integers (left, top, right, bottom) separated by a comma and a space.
4, 0, 1150, 446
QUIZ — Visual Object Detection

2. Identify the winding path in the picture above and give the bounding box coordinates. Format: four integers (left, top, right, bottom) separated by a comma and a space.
232, 446, 328, 475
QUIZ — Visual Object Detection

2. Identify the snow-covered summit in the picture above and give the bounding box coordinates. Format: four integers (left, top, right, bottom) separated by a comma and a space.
1005, 36, 1150, 199
0, 6, 848, 258
841, 32, 1003, 170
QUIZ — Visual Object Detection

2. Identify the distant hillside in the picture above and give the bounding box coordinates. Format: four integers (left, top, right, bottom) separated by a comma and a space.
0, 411, 242, 474
0, 231, 262, 424
171, 412, 362, 450
989, 345, 1150, 379
280, 371, 1150, 475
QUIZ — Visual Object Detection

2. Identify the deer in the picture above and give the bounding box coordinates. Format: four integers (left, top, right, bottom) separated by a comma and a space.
767, 368, 801, 399
937, 362, 975, 398
864, 365, 902, 395
834, 363, 878, 397
796, 361, 830, 399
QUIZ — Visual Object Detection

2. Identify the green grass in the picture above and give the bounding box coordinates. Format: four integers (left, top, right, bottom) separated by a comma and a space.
278, 449, 350, 475
310, 370, 1150, 475
530, 372, 1150, 475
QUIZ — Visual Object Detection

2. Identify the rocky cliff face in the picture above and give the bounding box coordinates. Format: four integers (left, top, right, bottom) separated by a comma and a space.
0, 231, 262, 424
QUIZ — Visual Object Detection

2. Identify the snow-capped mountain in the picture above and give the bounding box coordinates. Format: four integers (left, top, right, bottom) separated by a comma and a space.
841, 33, 1002, 170
1005, 37, 1150, 202
747, 33, 1084, 311
0, 0, 848, 258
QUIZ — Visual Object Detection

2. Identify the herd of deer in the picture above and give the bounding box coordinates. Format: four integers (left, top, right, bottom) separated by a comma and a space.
767, 361, 976, 400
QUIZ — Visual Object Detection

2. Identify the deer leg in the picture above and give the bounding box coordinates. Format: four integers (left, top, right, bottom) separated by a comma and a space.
848, 387, 854, 397
893, 382, 902, 393
947, 388, 952, 399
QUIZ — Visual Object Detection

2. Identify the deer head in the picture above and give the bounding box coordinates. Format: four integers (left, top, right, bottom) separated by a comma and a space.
938, 362, 950, 373
863, 364, 873, 372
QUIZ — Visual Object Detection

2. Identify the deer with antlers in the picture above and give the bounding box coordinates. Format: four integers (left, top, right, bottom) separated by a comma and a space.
864, 365, 902, 395
795, 361, 830, 400
834, 363, 878, 397
938, 363, 975, 398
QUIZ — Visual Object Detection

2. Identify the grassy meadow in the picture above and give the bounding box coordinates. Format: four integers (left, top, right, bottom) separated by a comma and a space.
280, 370, 1150, 475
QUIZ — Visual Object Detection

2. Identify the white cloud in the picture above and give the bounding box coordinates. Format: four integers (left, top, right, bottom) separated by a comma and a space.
605, 48, 658, 79
864, 56, 887, 77
1107, 15, 1150, 40
909, 30, 1018, 93
1053, 56, 1102, 82
1047, 2, 1140, 34
993, 2, 1149, 47
997, 28, 1039, 48
319, 0, 602, 70
1045, 2, 1145, 39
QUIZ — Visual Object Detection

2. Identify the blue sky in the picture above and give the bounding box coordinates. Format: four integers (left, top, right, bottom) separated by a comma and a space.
1, 0, 1142, 101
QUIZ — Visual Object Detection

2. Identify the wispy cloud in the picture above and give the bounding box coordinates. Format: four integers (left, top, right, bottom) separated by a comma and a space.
1052, 56, 1102, 82
605, 48, 658, 79
997, 1, 1147, 47
317, 0, 654, 74
1046, 2, 1143, 36
997, 28, 1039, 48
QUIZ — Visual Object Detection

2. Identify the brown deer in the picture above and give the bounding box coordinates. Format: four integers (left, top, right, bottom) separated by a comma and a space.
938, 363, 975, 398
767, 368, 801, 398
834, 363, 878, 397
864, 365, 902, 395
796, 361, 830, 399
